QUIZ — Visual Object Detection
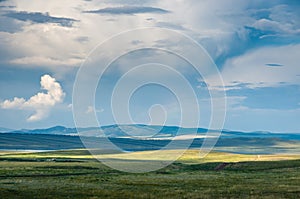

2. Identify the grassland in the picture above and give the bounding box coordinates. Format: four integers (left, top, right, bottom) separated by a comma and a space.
0, 149, 299, 198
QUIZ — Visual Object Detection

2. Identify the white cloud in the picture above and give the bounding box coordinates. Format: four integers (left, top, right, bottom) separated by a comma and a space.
10, 56, 83, 67
1, 97, 26, 109
86, 106, 104, 114
206, 44, 300, 90
0, 0, 258, 73
0, 0, 162, 72
252, 18, 300, 35
1, 0, 298, 78
1, 74, 65, 121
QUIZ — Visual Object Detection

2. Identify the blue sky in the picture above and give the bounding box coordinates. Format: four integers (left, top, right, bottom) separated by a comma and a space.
0, 0, 300, 133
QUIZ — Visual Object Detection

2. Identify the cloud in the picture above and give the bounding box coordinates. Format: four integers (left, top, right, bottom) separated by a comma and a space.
4, 11, 78, 27
86, 106, 104, 114
1, 0, 299, 73
250, 18, 300, 35
0, 5, 15, 8
265, 63, 283, 67
83, 6, 170, 15
10, 56, 83, 67
159, 1, 300, 66
0, 16, 23, 33
155, 21, 186, 30
205, 44, 300, 91
1, 74, 65, 121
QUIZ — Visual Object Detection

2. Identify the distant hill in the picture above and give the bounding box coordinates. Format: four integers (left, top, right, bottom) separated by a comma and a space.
4, 124, 300, 141
0, 127, 15, 133
6, 125, 202, 137
9, 126, 78, 135
1, 124, 299, 154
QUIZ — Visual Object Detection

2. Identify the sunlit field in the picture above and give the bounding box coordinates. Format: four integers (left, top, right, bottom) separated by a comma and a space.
1, 149, 299, 198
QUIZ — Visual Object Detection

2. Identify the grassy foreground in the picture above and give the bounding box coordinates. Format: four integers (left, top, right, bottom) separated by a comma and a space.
0, 149, 299, 198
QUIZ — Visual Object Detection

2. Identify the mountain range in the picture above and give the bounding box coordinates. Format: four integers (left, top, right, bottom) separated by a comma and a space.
0, 125, 299, 154
1, 125, 299, 140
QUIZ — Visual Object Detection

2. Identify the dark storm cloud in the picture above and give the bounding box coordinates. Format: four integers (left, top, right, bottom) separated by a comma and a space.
0, 5, 15, 8
265, 63, 284, 67
3, 11, 78, 27
83, 6, 170, 15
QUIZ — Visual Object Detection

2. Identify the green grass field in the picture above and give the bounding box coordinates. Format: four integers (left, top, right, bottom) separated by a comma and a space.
0, 149, 300, 198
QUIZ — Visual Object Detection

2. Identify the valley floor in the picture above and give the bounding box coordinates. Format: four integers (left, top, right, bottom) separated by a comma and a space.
0, 150, 299, 198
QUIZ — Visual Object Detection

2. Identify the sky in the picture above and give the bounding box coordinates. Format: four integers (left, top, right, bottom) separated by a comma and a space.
0, 0, 300, 133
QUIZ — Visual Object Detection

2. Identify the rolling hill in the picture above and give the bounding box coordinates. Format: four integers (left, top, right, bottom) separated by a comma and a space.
0, 124, 299, 154
0, 127, 15, 133
4, 124, 300, 140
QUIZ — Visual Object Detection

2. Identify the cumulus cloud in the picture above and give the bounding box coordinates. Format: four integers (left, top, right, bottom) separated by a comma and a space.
1, 74, 65, 121
83, 6, 170, 15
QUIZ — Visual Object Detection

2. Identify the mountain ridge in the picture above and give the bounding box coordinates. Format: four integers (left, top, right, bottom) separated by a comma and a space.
1, 124, 299, 141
